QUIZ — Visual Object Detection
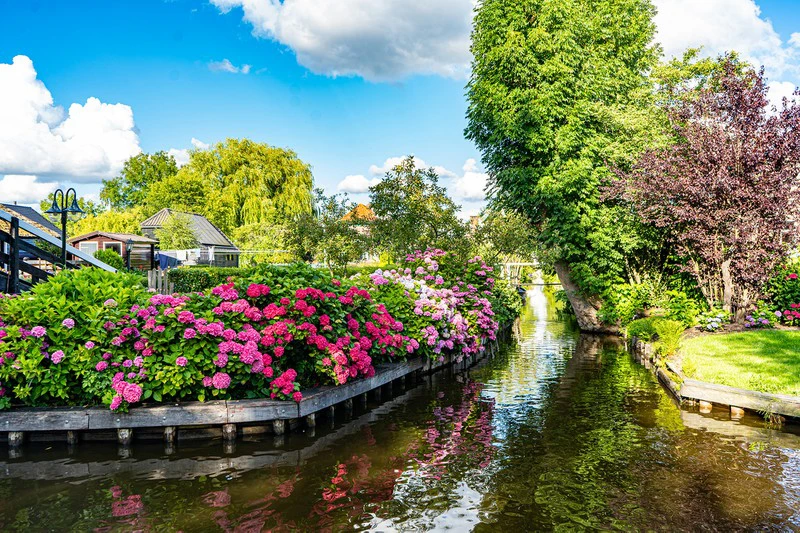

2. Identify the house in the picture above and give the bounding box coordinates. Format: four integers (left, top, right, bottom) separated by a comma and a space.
342, 203, 376, 236
140, 208, 240, 267
68, 231, 158, 270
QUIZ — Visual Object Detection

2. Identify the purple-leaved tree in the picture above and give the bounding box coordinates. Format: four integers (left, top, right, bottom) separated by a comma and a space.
617, 56, 800, 316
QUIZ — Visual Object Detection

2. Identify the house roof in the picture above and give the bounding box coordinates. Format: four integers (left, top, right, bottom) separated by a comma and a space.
68, 231, 158, 245
0, 204, 61, 237
140, 208, 238, 249
342, 203, 376, 223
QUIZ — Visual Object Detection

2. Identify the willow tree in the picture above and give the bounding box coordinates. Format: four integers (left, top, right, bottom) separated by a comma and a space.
152, 139, 314, 236
466, 0, 662, 331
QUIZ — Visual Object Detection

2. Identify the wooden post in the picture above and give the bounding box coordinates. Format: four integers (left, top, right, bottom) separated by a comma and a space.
66, 431, 78, 445
343, 398, 353, 416
8, 217, 19, 294
272, 419, 285, 436
699, 401, 713, 414
117, 428, 133, 446
164, 426, 177, 444
359, 393, 367, 409
150, 244, 156, 270
305, 413, 316, 428
8, 431, 23, 448
222, 424, 236, 442
730, 406, 745, 420
372, 387, 382, 402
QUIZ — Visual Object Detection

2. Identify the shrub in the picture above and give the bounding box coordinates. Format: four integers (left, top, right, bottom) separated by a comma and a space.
766, 259, 800, 310
0, 268, 147, 406
697, 309, 730, 331
0, 254, 522, 412
168, 267, 249, 293
626, 317, 662, 341
744, 302, 779, 329
653, 319, 685, 357
663, 290, 700, 327
93, 249, 125, 270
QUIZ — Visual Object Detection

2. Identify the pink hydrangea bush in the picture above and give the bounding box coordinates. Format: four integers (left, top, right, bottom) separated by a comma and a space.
0, 259, 520, 411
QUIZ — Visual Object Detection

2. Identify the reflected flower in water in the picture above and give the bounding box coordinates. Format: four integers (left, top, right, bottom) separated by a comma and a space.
202, 489, 232, 508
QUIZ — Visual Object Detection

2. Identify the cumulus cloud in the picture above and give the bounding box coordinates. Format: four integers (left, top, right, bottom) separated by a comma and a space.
451, 158, 488, 201
343, 156, 489, 206
368, 156, 455, 179
167, 138, 211, 167
768, 81, 797, 106
211, 0, 473, 81
0, 55, 141, 183
337, 174, 380, 194
208, 58, 252, 74
653, 0, 799, 79
0, 175, 57, 204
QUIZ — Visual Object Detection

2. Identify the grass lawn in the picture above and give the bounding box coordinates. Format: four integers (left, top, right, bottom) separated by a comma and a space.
680, 330, 800, 397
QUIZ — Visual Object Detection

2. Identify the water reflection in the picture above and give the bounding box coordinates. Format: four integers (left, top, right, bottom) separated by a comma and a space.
1, 288, 799, 531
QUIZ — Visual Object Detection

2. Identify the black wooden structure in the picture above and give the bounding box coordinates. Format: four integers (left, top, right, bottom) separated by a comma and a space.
0, 211, 115, 294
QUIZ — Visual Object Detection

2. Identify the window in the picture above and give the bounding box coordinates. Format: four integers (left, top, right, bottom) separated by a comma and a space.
79, 242, 98, 255
104, 242, 122, 254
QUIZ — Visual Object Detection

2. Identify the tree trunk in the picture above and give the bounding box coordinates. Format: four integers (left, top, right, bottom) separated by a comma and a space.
721, 259, 733, 314
554, 262, 618, 334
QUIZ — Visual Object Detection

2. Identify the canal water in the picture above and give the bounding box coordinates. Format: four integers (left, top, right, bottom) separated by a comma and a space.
2, 289, 800, 531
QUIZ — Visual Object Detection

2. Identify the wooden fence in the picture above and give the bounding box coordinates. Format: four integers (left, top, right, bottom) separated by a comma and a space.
147, 269, 174, 294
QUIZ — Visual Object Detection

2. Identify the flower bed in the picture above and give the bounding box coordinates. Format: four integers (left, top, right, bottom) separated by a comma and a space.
0, 251, 521, 412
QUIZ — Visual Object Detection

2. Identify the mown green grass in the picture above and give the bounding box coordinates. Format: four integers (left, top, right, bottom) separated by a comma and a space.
680, 330, 800, 396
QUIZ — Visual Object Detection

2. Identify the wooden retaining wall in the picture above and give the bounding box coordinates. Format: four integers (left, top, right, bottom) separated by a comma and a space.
0, 332, 507, 449
628, 336, 800, 424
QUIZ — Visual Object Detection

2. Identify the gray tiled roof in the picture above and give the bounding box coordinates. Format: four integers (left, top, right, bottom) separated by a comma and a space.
140, 208, 238, 249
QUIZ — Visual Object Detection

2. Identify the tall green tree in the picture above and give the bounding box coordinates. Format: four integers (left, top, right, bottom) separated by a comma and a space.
155, 213, 199, 250
171, 138, 314, 236
286, 190, 370, 275
70, 208, 144, 237
100, 151, 178, 209
369, 157, 468, 261
465, 0, 661, 331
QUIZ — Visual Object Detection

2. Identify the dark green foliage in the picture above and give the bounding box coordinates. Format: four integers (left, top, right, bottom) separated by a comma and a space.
625, 317, 662, 341
93, 249, 125, 270
167, 267, 248, 293
466, 0, 662, 299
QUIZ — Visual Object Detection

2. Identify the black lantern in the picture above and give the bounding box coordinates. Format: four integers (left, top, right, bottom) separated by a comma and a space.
44, 188, 84, 266
125, 238, 134, 270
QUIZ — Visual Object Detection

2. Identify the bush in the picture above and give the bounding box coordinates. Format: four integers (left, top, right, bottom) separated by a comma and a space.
744, 302, 779, 329
93, 249, 125, 270
168, 267, 249, 293
653, 319, 685, 357
0, 253, 522, 412
766, 259, 800, 310
626, 317, 662, 341
697, 308, 730, 331
663, 290, 700, 327
0, 268, 147, 406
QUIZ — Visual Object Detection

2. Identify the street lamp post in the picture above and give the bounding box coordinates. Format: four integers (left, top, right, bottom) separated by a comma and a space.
125, 239, 134, 270
44, 188, 84, 266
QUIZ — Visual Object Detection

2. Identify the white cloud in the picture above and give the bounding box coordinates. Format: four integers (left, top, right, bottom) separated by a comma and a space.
167, 148, 191, 167
337, 174, 380, 193
768, 81, 797, 106
167, 138, 211, 167
345, 155, 489, 207
208, 58, 252, 74
211, 0, 473, 82
451, 158, 488, 201
0, 175, 57, 204
0, 55, 141, 182
191, 138, 210, 150
653, 0, 799, 79
368, 156, 455, 179
790, 32, 800, 48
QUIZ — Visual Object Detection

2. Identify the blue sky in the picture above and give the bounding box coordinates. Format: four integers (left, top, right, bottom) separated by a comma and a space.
1, 0, 799, 214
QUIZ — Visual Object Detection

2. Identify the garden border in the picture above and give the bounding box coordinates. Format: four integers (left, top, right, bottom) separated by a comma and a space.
0, 327, 509, 448
628, 336, 800, 423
